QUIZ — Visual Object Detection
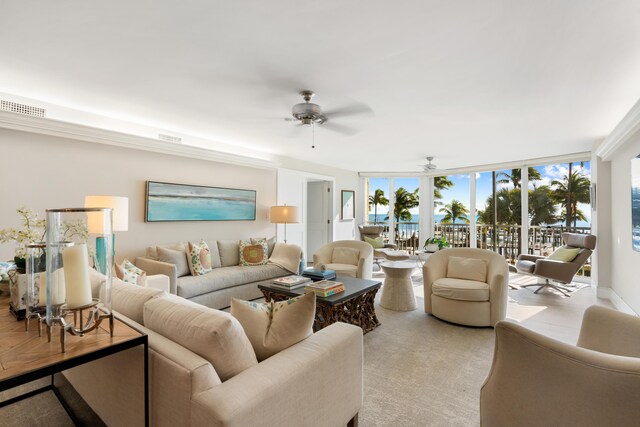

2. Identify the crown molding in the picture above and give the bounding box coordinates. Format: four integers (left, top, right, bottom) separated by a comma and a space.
0, 110, 279, 170
596, 98, 640, 160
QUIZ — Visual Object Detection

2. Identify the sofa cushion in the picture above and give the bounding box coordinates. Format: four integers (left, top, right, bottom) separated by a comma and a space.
433, 278, 490, 302
176, 264, 290, 299
217, 240, 240, 267
230, 291, 315, 361
143, 296, 257, 381
332, 247, 359, 265
145, 242, 186, 260
112, 278, 165, 325
115, 259, 147, 286
323, 263, 357, 278
204, 240, 222, 269
157, 246, 190, 277
547, 246, 581, 262
251, 236, 276, 257
447, 256, 487, 282
187, 240, 213, 276
239, 240, 268, 266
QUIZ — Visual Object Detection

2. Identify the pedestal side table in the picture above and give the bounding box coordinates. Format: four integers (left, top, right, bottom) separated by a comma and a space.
380, 261, 417, 311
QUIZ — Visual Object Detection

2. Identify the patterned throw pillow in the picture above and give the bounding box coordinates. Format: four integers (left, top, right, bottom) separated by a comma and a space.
250, 236, 277, 257
115, 259, 147, 286
187, 240, 213, 276
239, 239, 268, 266
230, 291, 315, 361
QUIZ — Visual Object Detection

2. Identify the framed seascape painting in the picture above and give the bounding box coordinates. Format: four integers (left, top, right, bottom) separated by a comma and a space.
146, 181, 256, 222
341, 190, 355, 220
632, 155, 640, 252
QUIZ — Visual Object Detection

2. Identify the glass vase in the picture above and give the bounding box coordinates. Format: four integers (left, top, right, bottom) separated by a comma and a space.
25, 242, 46, 333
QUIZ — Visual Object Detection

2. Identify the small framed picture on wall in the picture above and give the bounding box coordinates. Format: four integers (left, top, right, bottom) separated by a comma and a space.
341, 190, 355, 220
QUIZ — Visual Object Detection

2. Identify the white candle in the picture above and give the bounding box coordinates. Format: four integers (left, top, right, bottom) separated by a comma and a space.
62, 244, 93, 309
37, 272, 46, 307
40, 269, 66, 306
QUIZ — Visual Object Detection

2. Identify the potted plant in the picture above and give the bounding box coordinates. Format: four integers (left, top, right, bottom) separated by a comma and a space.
423, 237, 449, 253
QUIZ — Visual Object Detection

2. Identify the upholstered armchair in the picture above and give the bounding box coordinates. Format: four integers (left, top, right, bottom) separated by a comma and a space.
481, 306, 640, 426
313, 240, 373, 280
358, 225, 397, 251
516, 232, 596, 296
423, 248, 508, 327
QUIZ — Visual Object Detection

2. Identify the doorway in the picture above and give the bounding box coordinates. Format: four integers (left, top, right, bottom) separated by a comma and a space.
306, 180, 332, 263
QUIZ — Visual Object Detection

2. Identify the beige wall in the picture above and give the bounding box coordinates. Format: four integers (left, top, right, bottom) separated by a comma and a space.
0, 128, 277, 263
607, 130, 640, 314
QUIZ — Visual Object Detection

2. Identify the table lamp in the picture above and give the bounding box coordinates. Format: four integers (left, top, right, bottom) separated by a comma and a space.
84, 196, 129, 274
270, 205, 300, 243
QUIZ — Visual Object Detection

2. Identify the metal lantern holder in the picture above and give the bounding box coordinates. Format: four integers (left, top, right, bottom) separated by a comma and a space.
25, 242, 46, 335
45, 208, 114, 353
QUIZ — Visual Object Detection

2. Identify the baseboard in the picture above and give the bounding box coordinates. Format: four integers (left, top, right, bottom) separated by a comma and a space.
597, 287, 638, 316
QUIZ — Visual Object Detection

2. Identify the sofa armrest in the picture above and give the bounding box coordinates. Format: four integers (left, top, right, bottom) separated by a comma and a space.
190, 322, 363, 427
487, 258, 508, 326
577, 305, 640, 357
422, 253, 447, 314
357, 254, 373, 280
481, 321, 640, 427
136, 257, 178, 294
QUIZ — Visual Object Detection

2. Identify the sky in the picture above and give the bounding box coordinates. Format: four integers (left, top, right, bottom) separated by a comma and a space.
368, 161, 592, 224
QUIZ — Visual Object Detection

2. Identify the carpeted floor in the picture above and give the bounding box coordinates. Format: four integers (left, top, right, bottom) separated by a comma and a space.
0, 269, 613, 427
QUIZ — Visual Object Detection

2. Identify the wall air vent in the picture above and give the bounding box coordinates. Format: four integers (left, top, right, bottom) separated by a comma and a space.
0, 100, 46, 117
158, 133, 182, 144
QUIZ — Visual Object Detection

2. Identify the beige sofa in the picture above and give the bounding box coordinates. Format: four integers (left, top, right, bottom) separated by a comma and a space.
481, 305, 640, 426
423, 248, 508, 327
136, 240, 292, 309
65, 275, 364, 427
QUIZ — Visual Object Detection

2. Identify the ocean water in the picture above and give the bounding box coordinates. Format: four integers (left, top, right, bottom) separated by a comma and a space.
368, 214, 590, 228
148, 197, 255, 221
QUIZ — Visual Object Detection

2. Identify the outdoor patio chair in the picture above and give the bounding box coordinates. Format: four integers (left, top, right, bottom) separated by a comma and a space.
515, 232, 596, 296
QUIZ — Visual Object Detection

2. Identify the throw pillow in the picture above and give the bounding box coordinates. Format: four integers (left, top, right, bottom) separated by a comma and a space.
187, 240, 213, 276
230, 291, 316, 361
446, 257, 487, 282
547, 247, 581, 262
239, 239, 268, 266
217, 240, 240, 267
115, 259, 147, 286
251, 236, 277, 257
156, 246, 190, 277
364, 235, 384, 249
332, 247, 360, 265
143, 296, 258, 381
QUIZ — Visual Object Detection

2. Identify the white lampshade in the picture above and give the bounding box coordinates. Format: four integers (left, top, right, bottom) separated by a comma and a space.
270, 205, 300, 224
84, 196, 129, 232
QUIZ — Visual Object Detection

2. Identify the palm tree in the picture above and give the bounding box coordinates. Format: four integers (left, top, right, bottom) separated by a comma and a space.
434, 176, 454, 206
551, 169, 590, 228
392, 187, 419, 222
368, 189, 388, 223
528, 186, 558, 225
496, 167, 542, 188
440, 200, 469, 224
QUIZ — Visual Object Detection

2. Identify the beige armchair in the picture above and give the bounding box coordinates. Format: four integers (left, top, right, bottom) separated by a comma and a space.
516, 232, 596, 296
481, 306, 640, 427
423, 248, 508, 327
313, 240, 373, 280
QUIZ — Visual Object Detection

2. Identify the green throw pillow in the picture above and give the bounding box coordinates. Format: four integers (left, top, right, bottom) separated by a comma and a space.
364, 235, 384, 249
547, 247, 581, 262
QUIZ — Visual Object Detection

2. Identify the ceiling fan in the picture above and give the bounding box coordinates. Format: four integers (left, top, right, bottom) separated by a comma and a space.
284, 90, 373, 143
422, 156, 438, 172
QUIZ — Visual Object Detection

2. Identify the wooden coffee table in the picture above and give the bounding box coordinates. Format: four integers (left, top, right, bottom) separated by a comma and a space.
258, 276, 382, 334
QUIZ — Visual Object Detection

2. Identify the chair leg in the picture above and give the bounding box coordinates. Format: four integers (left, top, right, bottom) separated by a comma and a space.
522, 279, 573, 297
348, 413, 359, 427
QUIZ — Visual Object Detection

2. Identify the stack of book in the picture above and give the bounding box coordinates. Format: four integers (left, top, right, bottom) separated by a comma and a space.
304, 280, 345, 297
302, 268, 337, 281
271, 275, 312, 290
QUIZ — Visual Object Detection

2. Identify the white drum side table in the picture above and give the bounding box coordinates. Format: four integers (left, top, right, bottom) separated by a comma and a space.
380, 261, 417, 311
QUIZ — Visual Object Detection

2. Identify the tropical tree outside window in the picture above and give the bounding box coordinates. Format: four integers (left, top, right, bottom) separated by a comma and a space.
367, 178, 390, 224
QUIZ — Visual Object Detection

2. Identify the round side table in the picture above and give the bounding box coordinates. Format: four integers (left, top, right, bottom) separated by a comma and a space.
380, 261, 417, 311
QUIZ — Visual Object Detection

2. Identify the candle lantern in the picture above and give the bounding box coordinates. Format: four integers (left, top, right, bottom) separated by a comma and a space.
25, 242, 47, 334
45, 208, 114, 352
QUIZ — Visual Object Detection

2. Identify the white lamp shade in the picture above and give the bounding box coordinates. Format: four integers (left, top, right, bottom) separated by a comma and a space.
84, 196, 129, 232
270, 205, 300, 224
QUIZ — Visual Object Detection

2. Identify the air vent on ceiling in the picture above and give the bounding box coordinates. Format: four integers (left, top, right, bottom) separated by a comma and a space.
158, 133, 182, 144
1, 100, 47, 117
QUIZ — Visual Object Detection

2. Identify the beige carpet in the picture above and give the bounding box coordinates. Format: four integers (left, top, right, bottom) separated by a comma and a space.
0, 270, 612, 427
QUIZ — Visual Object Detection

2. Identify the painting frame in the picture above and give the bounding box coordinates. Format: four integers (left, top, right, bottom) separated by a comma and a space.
145, 180, 256, 222
632, 155, 640, 252
341, 190, 355, 221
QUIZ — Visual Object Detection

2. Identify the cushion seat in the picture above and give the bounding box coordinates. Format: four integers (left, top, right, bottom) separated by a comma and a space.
432, 278, 490, 302
515, 259, 536, 274
177, 264, 290, 299
323, 263, 358, 277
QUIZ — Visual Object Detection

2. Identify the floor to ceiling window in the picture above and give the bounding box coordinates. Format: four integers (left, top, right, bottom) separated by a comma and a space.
393, 177, 420, 252
434, 174, 470, 248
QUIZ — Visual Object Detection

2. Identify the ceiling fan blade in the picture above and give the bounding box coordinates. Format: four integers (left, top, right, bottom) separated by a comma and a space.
322, 122, 359, 136
323, 103, 374, 119
286, 123, 305, 138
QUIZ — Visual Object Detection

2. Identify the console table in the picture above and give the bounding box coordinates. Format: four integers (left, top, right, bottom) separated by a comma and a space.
0, 294, 148, 426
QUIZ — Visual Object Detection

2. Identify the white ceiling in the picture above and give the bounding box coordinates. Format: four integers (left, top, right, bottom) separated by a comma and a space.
1, 1, 640, 172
